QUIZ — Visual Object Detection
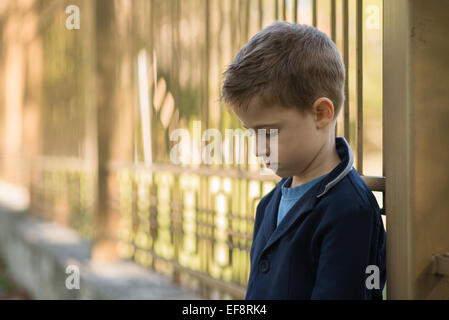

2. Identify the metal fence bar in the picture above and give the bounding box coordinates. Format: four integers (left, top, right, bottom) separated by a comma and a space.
361, 176, 385, 193
331, 0, 338, 135
30, 155, 386, 194
283, 0, 287, 21
107, 160, 387, 194
312, 0, 317, 27
275, 0, 279, 20
343, 0, 350, 142
356, 0, 364, 174
294, 0, 298, 23
331, 0, 336, 42
108, 161, 280, 183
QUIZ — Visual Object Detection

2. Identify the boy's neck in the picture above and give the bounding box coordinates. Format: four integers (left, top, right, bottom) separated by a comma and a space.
290, 135, 341, 188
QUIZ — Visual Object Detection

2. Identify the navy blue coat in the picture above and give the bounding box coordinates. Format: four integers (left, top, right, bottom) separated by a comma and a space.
245, 137, 386, 300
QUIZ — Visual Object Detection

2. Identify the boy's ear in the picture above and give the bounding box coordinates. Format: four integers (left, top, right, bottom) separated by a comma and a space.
312, 97, 335, 128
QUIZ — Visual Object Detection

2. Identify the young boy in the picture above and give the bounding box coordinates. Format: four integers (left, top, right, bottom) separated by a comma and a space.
220, 21, 386, 299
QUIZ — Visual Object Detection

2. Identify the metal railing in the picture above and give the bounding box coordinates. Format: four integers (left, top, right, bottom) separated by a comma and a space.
0, 0, 385, 299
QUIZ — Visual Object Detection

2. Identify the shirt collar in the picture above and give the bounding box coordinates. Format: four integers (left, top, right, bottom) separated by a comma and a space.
281, 173, 328, 199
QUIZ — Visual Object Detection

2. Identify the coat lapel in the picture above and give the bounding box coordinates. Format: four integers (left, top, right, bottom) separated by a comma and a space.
258, 182, 283, 244
260, 182, 320, 255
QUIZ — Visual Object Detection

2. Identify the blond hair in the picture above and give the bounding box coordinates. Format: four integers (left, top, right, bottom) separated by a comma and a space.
221, 21, 345, 118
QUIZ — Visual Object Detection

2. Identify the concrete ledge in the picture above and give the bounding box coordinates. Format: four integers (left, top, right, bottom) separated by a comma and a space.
0, 204, 201, 300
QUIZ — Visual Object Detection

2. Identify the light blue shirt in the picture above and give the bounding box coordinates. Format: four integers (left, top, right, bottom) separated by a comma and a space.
277, 174, 328, 227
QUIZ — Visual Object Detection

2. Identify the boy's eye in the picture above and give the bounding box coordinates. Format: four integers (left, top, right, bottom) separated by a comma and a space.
266, 129, 279, 137
244, 128, 279, 137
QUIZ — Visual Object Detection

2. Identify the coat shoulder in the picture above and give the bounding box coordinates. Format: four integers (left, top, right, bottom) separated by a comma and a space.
317, 169, 382, 225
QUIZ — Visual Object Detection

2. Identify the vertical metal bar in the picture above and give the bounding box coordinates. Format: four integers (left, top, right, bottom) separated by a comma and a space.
343, 0, 350, 142
331, 0, 337, 136
231, 0, 236, 55
217, 0, 225, 144
335, 118, 338, 137
82, 0, 97, 239
312, 0, 317, 27
356, 0, 363, 174
204, 0, 210, 129
93, 0, 120, 260
331, 0, 336, 43
275, 0, 279, 20
239, 0, 244, 47
259, 0, 264, 29
245, 0, 250, 40
173, 0, 181, 128
283, 0, 287, 20
294, 0, 298, 23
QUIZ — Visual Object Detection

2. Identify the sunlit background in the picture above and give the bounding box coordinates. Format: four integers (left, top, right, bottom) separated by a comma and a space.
0, 0, 384, 299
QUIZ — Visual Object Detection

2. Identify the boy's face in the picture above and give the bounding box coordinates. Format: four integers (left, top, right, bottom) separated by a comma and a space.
233, 98, 328, 178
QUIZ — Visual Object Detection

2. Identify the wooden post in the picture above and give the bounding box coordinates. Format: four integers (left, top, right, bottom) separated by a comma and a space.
90, 0, 120, 261
383, 0, 449, 299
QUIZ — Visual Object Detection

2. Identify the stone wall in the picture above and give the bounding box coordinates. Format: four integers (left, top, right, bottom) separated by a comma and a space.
0, 204, 200, 300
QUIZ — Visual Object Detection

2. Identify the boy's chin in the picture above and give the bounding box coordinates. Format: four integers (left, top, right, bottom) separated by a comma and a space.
274, 171, 289, 178
267, 166, 289, 178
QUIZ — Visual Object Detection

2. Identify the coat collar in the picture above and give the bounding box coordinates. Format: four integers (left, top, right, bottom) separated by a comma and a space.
257, 136, 354, 256
316, 136, 354, 198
